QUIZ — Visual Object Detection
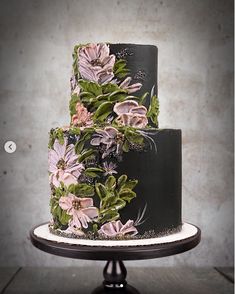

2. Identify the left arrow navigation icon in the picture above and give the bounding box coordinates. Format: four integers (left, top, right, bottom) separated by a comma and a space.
4, 141, 17, 153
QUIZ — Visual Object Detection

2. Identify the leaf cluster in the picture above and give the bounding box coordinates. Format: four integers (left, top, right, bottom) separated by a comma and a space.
95, 175, 138, 224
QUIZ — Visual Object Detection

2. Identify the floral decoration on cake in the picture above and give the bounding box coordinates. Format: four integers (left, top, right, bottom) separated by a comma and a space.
48, 43, 160, 239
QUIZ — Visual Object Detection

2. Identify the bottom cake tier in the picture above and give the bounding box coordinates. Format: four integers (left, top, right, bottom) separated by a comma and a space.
48, 127, 182, 240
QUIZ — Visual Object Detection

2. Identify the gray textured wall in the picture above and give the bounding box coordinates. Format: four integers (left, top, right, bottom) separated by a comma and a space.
0, 0, 233, 267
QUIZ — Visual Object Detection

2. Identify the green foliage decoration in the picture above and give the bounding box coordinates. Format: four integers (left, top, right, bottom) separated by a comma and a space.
95, 175, 138, 224
113, 59, 130, 79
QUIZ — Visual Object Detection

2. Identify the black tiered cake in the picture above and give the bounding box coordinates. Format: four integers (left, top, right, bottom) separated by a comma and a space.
48, 43, 182, 239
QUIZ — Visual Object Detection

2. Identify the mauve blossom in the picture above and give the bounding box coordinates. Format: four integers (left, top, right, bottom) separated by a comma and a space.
119, 77, 142, 94
90, 127, 123, 158
48, 139, 84, 187
103, 162, 118, 176
98, 220, 138, 238
78, 43, 115, 84
113, 100, 148, 128
59, 194, 99, 229
71, 102, 93, 127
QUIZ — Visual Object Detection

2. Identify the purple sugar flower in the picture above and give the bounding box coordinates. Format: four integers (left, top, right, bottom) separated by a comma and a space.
113, 100, 148, 128
78, 43, 115, 84
90, 127, 123, 158
119, 77, 142, 94
103, 162, 118, 176
98, 220, 138, 238
48, 138, 84, 187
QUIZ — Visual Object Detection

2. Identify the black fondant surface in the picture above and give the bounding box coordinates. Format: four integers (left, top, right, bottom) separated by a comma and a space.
118, 129, 182, 234
109, 43, 158, 107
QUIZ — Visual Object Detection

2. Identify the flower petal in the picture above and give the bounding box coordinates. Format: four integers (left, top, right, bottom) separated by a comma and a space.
113, 100, 139, 115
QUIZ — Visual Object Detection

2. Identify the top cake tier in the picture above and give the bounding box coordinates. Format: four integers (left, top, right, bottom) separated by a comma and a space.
69, 43, 159, 129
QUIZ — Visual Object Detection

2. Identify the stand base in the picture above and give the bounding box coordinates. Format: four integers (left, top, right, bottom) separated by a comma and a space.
91, 261, 140, 294
92, 284, 140, 294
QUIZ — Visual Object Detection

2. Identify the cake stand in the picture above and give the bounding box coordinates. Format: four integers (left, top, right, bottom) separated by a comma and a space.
30, 222, 201, 293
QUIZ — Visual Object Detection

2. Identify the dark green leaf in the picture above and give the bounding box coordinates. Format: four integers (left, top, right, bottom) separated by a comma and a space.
78, 149, 96, 163
93, 101, 113, 122
68, 183, 95, 197
78, 80, 102, 96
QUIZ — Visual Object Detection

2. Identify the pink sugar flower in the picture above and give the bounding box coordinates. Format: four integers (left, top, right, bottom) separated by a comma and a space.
48, 138, 84, 187
98, 220, 138, 238
59, 194, 99, 229
71, 102, 93, 127
119, 77, 142, 94
78, 43, 115, 84
113, 100, 148, 128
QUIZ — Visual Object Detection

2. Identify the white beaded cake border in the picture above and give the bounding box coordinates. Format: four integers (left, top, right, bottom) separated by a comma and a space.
34, 223, 198, 247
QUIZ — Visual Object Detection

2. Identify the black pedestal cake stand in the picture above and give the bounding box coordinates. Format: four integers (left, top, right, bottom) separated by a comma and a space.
30, 222, 201, 293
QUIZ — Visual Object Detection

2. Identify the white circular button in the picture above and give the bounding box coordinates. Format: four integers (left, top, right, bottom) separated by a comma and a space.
4, 141, 17, 153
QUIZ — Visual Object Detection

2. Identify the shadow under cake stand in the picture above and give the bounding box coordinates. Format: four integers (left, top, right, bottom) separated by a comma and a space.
30, 222, 201, 293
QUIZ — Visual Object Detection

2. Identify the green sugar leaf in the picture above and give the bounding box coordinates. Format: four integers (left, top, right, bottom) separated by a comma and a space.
85, 167, 104, 178
139, 92, 149, 105
147, 94, 159, 127
122, 179, 138, 190
118, 188, 136, 203
101, 83, 120, 94
69, 94, 80, 116
117, 174, 127, 187
105, 176, 117, 190
78, 80, 102, 96
108, 90, 127, 102
68, 183, 95, 197
95, 183, 108, 199
78, 149, 96, 163
122, 140, 130, 152
93, 101, 113, 122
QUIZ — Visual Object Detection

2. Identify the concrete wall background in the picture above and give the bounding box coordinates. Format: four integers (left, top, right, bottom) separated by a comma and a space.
0, 0, 233, 267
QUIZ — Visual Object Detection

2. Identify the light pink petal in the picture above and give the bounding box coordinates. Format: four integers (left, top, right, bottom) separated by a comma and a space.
130, 115, 148, 128
101, 55, 115, 68
81, 207, 99, 219
120, 220, 134, 231
74, 210, 89, 228
79, 197, 94, 208
65, 163, 84, 176
121, 226, 138, 236
119, 77, 131, 88
130, 106, 147, 115
114, 220, 123, 232
53, 139, 67, 158
113, 100, 139, 115
105, 126, 118, 138
69, 213, 82, 229
49, 173, 60, 187
125, 82, 142, 94
48, 150, 58, 173
90, 137, 102, 146
99, 222, 117, 237
60, 172, 78, 186
98, 72, 114, 84
98, 43, 110, 60
59, 196, 73, 211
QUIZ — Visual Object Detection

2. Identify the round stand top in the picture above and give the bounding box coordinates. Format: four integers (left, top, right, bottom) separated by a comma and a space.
30, 222, 201, 261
